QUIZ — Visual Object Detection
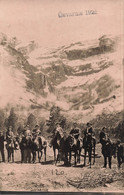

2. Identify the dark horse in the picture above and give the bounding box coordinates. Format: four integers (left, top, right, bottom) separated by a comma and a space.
83, 134, 96, 168
20, 135, 32, 163
52, 131, 64, 164
63, 135, 83, 166
32, 135, 47, 163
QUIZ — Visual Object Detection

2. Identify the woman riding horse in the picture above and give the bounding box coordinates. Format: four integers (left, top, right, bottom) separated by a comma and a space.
32, 131, 47, 163
6, 126, 16, 162
51, 123, 64, 164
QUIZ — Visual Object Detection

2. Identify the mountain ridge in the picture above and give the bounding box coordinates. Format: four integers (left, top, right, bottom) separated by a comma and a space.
0, 33, 123, 122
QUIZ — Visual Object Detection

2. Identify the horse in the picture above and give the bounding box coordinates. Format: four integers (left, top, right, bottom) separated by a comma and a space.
32, 135, 47, 163
83, 134, 96, 168
51, 131, 65, 165
6, 137, 19, 162
63, 135, 83, 166
20, 135, 32, 163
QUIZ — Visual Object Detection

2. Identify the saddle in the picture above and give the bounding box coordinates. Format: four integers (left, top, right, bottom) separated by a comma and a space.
70, 135, 80, 148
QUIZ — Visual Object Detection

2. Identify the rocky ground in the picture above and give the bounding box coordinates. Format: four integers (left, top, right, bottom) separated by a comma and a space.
0, 144, 124, 192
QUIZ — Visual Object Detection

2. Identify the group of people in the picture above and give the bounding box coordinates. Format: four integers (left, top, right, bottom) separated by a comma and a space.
0, 122, 123, 168
99, 126, 123, 168
53, 122, 123, 168
0, 124, 46, 163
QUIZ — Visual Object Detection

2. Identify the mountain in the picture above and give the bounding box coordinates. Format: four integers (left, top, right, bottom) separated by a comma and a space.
0, 33, 123, 122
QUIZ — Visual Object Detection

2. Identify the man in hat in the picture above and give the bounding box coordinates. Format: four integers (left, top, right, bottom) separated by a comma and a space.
55, 123, 64, 138
24, 125, 31, 137
0, 131, 5, 162
99, 127, 112, 168
70, 122, 80, 139
69, 123, 81, 151
116, 139, 123, 168
84, 122, 93, 138
33, 125, 41, 136
99, 127, 107, 145
49, 123, 64, 147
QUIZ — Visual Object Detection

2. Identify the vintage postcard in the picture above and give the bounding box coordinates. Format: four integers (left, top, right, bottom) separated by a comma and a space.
0, 0, 123, 193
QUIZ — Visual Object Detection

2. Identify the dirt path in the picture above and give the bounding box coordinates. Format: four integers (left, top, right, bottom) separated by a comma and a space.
0, 144, 124, 192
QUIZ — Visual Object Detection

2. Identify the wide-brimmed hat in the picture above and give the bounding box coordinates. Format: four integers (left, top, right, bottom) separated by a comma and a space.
24, 125, 29, 129
102, 127, 107, 131
117, 139, 121, 144
87, 122, 92, 126
9, 126, 12, 128
35, 124, 39, 128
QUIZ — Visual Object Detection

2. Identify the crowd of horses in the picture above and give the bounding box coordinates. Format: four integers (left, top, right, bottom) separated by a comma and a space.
4, 129, 122, 169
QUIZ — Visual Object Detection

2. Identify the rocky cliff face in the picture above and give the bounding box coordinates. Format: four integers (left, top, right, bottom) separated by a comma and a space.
0, 33, 123, 122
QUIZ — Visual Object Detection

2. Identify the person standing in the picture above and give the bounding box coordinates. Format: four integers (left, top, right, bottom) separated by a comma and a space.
99, 127, 112, 168
0, 131, 5, 162
99, 127, 106, 145
116, 139, 123, 168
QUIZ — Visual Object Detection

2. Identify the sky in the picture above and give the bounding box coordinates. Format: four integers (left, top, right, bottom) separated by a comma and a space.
0, 0, 123, 47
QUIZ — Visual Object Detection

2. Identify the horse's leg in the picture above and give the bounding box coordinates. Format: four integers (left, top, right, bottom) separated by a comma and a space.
93, 144, 95, 164
9, 149, 11, 162
84, 148, 86, 166
53, 148, 56, 164
21, 150, 23, 163
57, 149, 61, 163
38, 151, 40, 163
12, 149, 14, 163
34, 151, 36, 163
28, 149, 31, 163
32, 151, 35, 163
109, 157, 112, 169
77, 149, 81, 163
8, 149, 10, 162
89, 148, 92, 168
33, 151, 36, 163
57, 150, 59, 163
44, 147, 46, 162
39, 150, 42, 163
23, 149, 27, 163
69, 150, 71, 165
58, 151, 60, 163
103, 156, 107, 168
74, 151, 77, 166
64, 152, 68, 165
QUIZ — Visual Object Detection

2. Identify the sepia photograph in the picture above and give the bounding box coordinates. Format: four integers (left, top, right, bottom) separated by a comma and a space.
0, 0, 124, 193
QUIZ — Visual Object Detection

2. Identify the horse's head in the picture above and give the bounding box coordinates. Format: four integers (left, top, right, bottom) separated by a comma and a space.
111, 142, 117, 157
55, 130, 63, 139
67, 135, 74, 148
14, 141, 19, 150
